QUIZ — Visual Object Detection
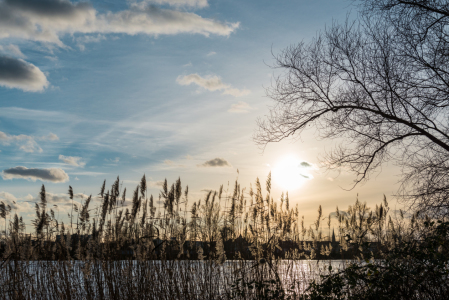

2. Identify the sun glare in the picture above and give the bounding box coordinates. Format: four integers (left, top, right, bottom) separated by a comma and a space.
272, 155, 313, 191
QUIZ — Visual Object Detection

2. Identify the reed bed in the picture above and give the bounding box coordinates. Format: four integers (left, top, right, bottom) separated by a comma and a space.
0, 174, 448, 299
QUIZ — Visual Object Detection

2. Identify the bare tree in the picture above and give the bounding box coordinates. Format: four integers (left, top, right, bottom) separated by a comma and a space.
255, 0, 449, 216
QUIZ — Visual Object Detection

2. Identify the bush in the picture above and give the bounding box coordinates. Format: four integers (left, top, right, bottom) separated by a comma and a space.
305, 220, 449, 300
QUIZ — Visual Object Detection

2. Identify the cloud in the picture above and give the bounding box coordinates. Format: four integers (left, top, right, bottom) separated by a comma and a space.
206, 51, 216, 56
163, 159, 184, 168
23, 191, 98, 213
0, 44, 26, 58
149, 180, 164, 187
59, 155, 85, 167
41, 133, 59, 141
6, 44, 26, 58
76, 34, 106, 51
0, 191, 33, 212
0, 131, 41, 152
142, 0, 209, 8
0, 131, 58, 152
228, 101, 254, 113
105, 157, 120, 163
44, 192, 88, 205
300, 161, 312, 168
198, 158, 231, 167
0, 191, 17, 203
329, 211, 349, 218
0, 0, 238, 46
176, 73, 250, 97
19, 140, 43, 153
2, 166, 69, 183
0, 55, 49, 92
69, 171, 106, 176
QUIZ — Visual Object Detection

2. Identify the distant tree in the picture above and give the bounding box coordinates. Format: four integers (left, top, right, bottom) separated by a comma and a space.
255, 0, 449, 216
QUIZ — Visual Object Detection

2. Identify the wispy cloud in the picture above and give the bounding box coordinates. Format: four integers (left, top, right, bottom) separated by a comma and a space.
0, 55, 48, 92
164, 159, 175, 165
149, 180, 164, 187
228, 101, 254, 113
2, 166, 69, 183
42, 133, 59, 141
206, 51, 216, 56
0, 44, 26, 58
59, 155, 85, 167
69, 171, 107, 176
105, 157, 120, 163
198, 158, 232, 167
138, 0, 209, 8
176, 73, 250, 97
76, 34, 106, 51
0, 131, 58, 153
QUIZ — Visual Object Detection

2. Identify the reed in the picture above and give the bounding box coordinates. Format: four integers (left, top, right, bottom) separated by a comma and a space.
0, 174, 447, 299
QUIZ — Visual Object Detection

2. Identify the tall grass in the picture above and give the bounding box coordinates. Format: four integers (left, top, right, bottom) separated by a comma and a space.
0, 174, 447, 299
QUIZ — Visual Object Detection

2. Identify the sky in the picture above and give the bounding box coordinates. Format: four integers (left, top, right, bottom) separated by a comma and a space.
0, 0, 402, 228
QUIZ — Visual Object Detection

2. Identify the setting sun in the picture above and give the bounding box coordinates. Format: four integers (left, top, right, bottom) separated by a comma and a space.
272, 155, 314, 191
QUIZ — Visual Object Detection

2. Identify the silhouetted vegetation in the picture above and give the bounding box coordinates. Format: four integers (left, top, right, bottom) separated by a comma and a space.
0, 174, 447, 299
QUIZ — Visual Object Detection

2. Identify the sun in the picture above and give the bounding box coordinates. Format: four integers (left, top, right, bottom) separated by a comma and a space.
271, 155, 313, 191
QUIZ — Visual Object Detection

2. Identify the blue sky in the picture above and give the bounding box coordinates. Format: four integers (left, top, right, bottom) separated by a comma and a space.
0, 0, 400, 225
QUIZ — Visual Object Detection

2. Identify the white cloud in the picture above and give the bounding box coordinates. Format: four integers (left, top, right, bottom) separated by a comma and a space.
0, 131, 58, 152
41, 133, 59, 141
0, 192, 33, 212
0, 55, 49, 92
206, 51, 216, 56
0, 0, 238, 46
76, 34, 106, 51
176, 73, 250, 97
2, 166, 69, 183
59, 155, 86, 167
25, 191, 98, 211
149, 180, 164, 187
228, 101, 254, 113
19, 140, 43, 153
0, 191, 17, 203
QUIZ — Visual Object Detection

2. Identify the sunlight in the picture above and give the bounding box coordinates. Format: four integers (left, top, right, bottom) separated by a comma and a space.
272, 155, 313, 191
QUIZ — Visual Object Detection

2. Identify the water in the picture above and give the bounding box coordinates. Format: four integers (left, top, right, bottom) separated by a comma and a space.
0, 259, 353, 299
